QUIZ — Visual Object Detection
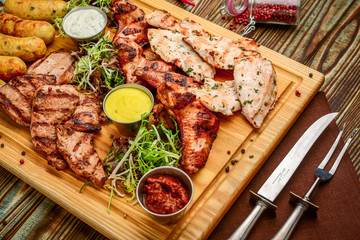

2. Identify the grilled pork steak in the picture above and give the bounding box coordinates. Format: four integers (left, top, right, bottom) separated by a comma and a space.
67, 93, 102, 132
0, 74, 55, 126
27, 49, 75, 85
31, 85, 79, 170
57, 124, 107, 187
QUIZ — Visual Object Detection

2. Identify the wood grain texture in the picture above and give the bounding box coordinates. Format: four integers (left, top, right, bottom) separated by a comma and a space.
0, 0, 359, 239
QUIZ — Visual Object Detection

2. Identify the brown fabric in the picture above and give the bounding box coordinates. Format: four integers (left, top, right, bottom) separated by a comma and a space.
209, 92, 360, 240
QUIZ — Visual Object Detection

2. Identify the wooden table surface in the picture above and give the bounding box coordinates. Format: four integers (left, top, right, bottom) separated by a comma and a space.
0, 0, 359, 239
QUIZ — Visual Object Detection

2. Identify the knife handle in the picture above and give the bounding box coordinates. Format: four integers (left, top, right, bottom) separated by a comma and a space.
272, 202, 307, 240
228, 191, 276, 240
272, 192, 318, 240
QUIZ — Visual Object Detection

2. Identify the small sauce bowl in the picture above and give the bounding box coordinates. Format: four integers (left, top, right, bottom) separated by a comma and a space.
62, 6, 107, 43
103, 84, 154, 137
136, 166, 194, 225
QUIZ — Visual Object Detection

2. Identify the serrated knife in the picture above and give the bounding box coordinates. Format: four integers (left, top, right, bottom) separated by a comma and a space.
228, 112, 338, 240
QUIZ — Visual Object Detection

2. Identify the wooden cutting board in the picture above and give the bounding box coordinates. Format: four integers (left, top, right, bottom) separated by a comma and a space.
0, 0, 324, 239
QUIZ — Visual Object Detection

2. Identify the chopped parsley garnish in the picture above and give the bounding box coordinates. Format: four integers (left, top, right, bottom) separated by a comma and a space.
186, 68, 194, 74
243, 100, 253, 105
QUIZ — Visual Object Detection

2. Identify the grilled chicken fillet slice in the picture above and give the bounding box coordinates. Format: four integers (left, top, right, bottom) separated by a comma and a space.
27, 49, 75, 85
234, 55, 277, 128
57, 124, 107, 187
0, 74, 55, 126
157, 82, 219, 174
148, 29, 215, 82
31, 85, 79, 169
134, 68, 198, 89
188, 78, 241, 116
145, 9, 209, 37
183, 36, 259, 70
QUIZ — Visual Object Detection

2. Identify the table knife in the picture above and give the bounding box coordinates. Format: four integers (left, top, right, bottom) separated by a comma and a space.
228, 112, 338, 240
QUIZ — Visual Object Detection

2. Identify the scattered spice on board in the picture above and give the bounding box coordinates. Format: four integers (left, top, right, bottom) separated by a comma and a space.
225, 166, 230, 172
1, 143, 4, 148
231, 159, 239, 165
295, 90, 301, 97
21, 151, 26, 156
48, 87, 52, 92
64, 117, 69, 121
241, 148, 246, 154
250, 137, 254, 142
309, 73, 313, 78
19, 159, 25, 164
249, 155, 254, 159
227, 150, 231, 155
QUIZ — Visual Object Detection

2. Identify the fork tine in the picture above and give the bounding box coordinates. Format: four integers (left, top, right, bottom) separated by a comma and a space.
317, 123, 345, 170
329, 128, 358, 175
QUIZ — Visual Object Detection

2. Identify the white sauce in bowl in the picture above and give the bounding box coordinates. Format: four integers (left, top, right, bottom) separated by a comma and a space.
63, 8, 106, 38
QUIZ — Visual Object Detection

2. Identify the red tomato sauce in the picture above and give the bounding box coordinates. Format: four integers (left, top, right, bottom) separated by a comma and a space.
143, 175, 190, 214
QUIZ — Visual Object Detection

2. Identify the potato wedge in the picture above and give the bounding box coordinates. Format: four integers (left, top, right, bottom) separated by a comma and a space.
0, 56, 27, 81
0, 33, 46, 62
4, 0, 67, 22
0, 12, 56, 44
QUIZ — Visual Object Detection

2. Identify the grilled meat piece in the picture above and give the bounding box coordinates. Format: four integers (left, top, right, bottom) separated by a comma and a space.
143, 48, 161, 61
0, 74, 55, 126
114, 37, 175, 83
113, 20, 148, 48
57, 124, 107, 187
67, 93, 102, 132
145, 10, 209, 37
111, 0, 145, 34
234, 55, 277, 128
31, 85, 79, 169
188, 78, 241, 116
157, 82, 219, 174
27, 49, 75, 85
149, 103, 175, 130
183, 36, 259, 70
111, 0, 148, 47
148, 29, 215, 82
134, 68, 198, 89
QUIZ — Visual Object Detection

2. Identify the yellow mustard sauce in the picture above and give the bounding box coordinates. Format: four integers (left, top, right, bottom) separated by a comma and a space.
105, 87, 152, 123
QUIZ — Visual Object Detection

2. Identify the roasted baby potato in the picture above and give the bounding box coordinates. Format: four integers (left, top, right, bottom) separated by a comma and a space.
0, 12, 56, 44
4, 0, 67, 22
0, 56, 27, 81
0, 33, 46, 62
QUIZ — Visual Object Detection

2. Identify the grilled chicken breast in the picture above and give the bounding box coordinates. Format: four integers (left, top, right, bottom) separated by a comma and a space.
183, 36, 259, 70
148, 29, 215, 82
27, 49, 75, 85
234, 55, 277, 128
67, 93, 102, 132
31, 85, 79, 170
157, 82, 219, 174
0, 74, 55, 126
189, 78, 241, 116
145, 9, 209, 37
57, 124, 107, 187
114, 37, 175, 83
134, 68, 198, 89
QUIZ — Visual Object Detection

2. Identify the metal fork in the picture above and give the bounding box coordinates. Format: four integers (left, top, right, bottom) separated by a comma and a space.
272, 125, 358, 240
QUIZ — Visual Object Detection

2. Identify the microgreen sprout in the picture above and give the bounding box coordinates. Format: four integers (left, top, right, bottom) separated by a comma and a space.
104, 113, 182, 212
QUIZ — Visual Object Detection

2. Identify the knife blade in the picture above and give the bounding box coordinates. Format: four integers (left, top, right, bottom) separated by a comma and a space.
228, 112, 338, 240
